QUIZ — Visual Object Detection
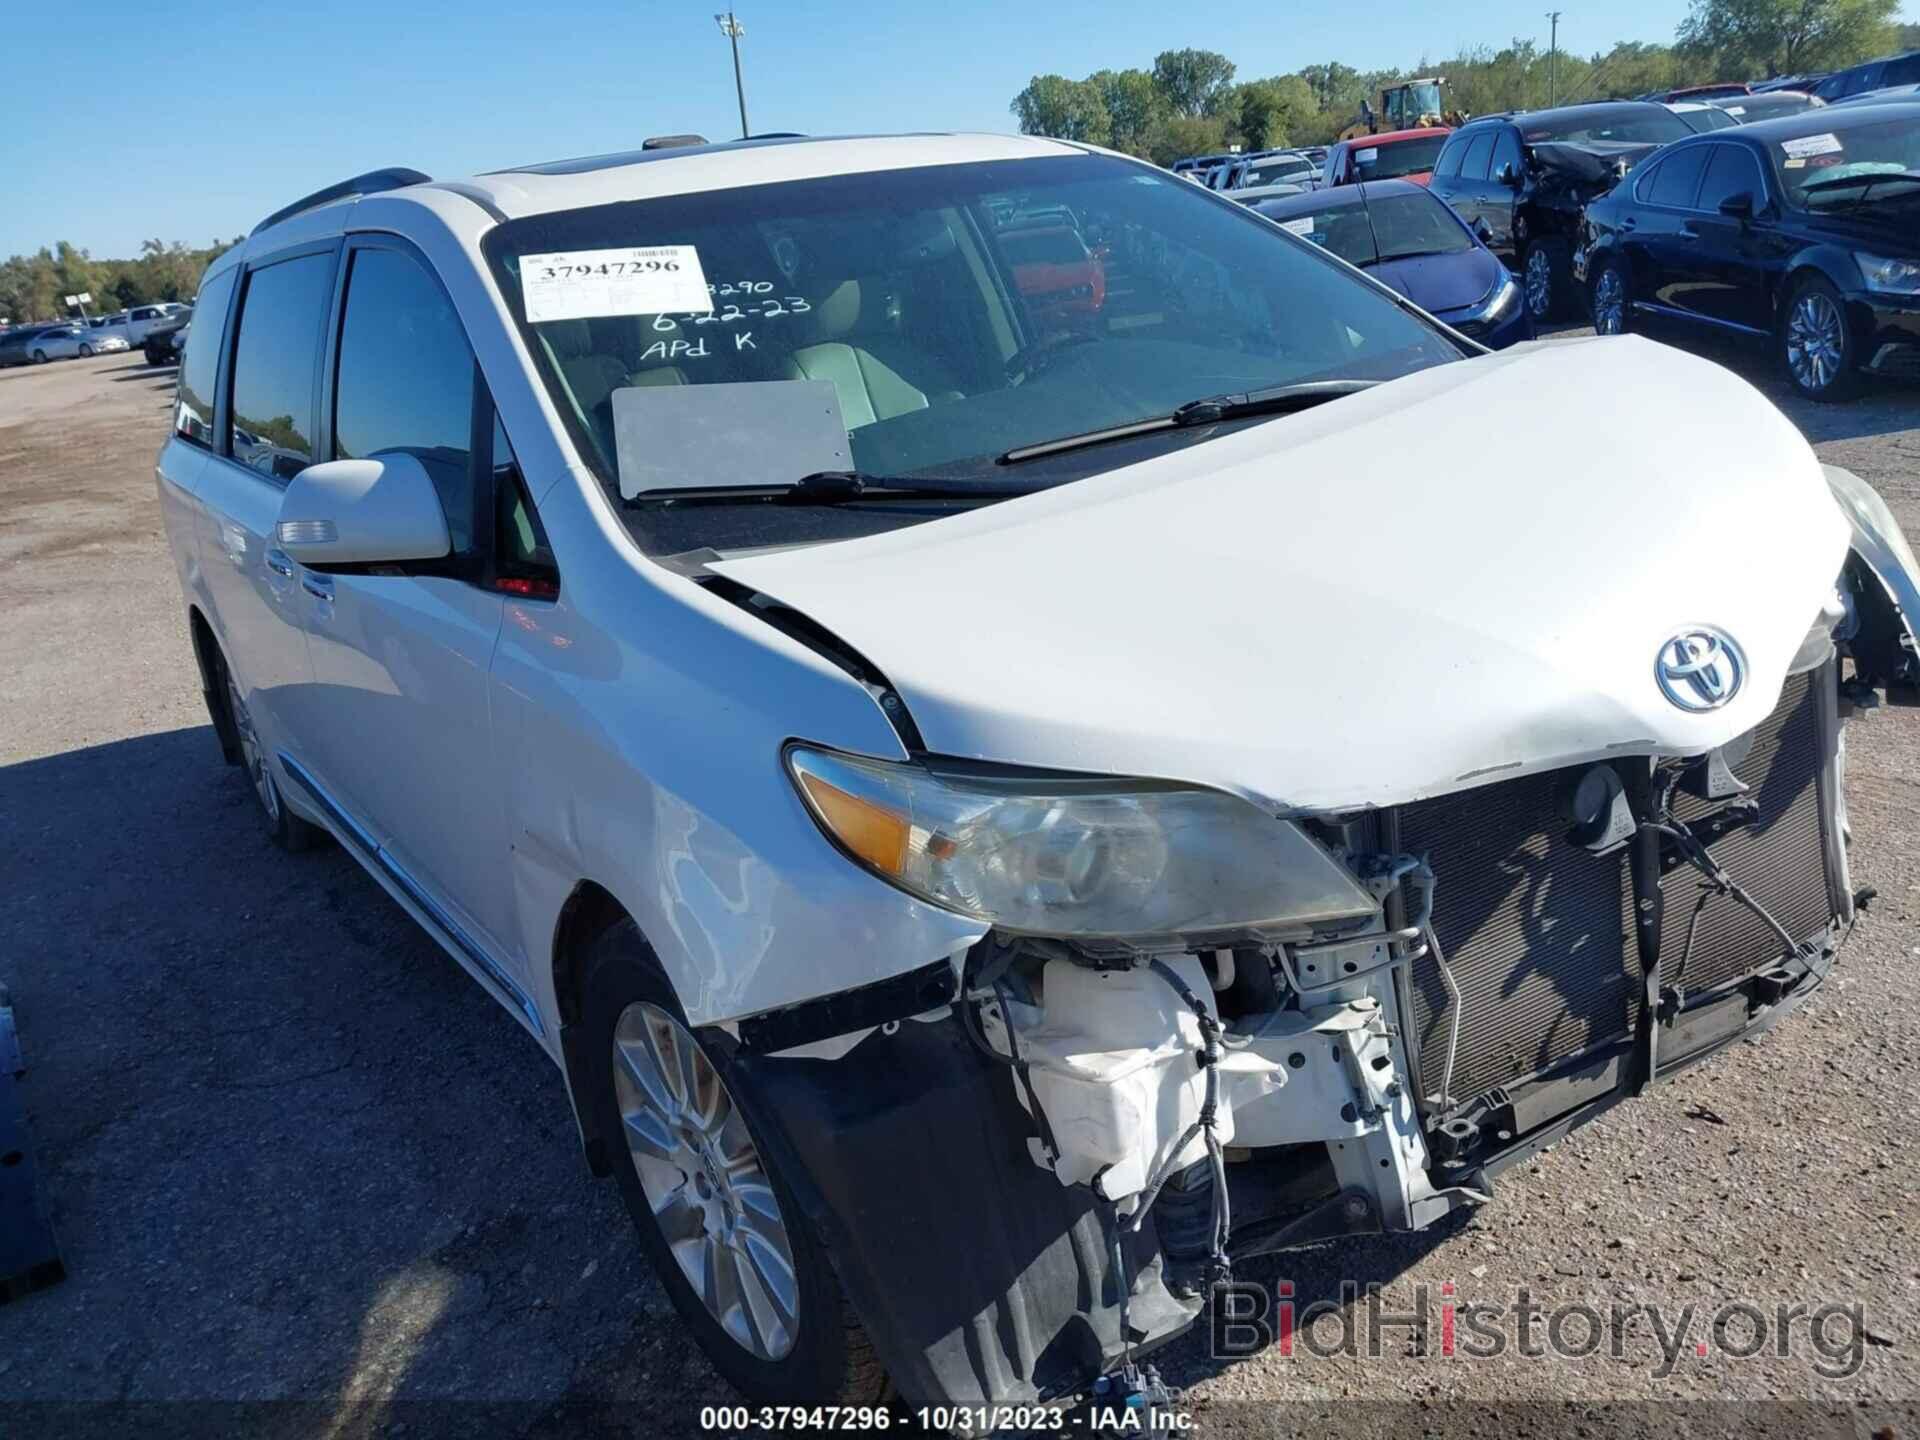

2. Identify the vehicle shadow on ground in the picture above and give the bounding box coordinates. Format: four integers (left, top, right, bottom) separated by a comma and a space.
0, 726, 696, 1429
1537, 319, 1919, 445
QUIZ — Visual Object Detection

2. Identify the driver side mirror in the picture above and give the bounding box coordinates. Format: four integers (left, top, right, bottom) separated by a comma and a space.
1473, 217, 1495, 244
275, 453, 452, 567
1718, 191, 1755, 220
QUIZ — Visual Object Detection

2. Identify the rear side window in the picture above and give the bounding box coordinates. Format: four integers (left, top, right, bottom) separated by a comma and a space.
174, 266, 238, 448
1696, 145, 1765, 212
1649, 146, 1710, 208
332, 246, 477, 548
1887, 55, 1920, 86
229, 253, 334, 481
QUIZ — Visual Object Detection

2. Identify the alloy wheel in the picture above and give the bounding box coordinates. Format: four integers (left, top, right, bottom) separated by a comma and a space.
225, 670, 281, 821
80, 344, 93, 357
1786, 291, 1845, 393
1593, 267, 1626, 335
1524, 249, 1553, 319
611, 1001, 799, 1362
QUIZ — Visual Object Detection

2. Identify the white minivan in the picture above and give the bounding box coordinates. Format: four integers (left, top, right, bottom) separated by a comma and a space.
157, 135, 1920, 1412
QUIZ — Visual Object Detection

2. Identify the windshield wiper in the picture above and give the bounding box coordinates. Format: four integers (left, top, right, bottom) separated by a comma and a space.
999, 379, 1382, 464
1801, 170, 1920, 206
634, 470, 1031, 505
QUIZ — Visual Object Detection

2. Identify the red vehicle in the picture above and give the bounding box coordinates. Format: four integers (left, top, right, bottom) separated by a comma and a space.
999, 225, 1107, 318
1322, 127, 1454, 187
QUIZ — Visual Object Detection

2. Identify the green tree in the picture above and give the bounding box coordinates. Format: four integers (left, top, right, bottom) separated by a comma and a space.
1087, 68, 1167, 156
1145, 114, 1230, 167
1677, 0, 1900, 77
1230, 75, 1320, 150
1009, 74, 1112, 143
1299, 60, 1364, 111
1151, 49, 1237, 117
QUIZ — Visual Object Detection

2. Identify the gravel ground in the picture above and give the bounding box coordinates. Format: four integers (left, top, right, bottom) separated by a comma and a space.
0, 336, 1916, 1438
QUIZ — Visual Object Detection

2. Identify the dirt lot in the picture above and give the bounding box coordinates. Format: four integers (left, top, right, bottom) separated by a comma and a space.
1, 339, 1916, 1437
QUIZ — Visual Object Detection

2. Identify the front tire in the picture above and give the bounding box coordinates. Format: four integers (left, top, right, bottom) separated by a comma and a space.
211, 646, 318, 852
1780, 274, 1861, 402
30, 349, 47, 364
1523, 239, 1573, 324
79, 343, 93, 357
581, 922, 887, 1406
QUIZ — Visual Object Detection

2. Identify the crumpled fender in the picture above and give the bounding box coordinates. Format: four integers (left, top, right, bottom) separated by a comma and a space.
1826, 464, 1920, 685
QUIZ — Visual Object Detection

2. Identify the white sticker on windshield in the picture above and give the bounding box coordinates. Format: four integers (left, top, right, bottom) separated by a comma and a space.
1355, 148, 1379, 163
519, 246, 713, 323
1781, 133, 1843, 159
1725, 105, 1747, 115
1280, 217, 1316, 236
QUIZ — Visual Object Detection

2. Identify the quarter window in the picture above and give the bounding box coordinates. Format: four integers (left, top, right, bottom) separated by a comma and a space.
229, 253, 334, 481
1695, 145, 1765, 213
174, 266, 237, 448
333, 246, 477, 549
1648, 146, 1710, 208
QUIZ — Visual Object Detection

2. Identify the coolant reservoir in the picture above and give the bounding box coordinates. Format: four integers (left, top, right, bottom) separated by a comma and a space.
1015, 956, 1232, 1200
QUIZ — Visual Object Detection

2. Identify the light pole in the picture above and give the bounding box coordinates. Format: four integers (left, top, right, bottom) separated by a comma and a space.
715, 12, 749, 140
1546, 11, 1563, 107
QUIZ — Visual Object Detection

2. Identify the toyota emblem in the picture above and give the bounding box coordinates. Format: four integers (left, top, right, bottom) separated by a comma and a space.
1656, 627, 1746, 712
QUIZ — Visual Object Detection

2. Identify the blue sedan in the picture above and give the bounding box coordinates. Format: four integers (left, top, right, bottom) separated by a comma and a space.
1252, 180, 1534, 348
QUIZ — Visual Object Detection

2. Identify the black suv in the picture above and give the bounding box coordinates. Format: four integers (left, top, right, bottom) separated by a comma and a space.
1427, 102, 1693, 321
1812, 51, 1920, 104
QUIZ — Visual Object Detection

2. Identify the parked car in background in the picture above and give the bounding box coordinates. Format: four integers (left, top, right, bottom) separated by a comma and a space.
0, 323, 66, 367
1832, 83, 1920, 109
1253, 179, 1533, 347
1429, 101, 1693, 321
997, 223, 1106, 320
1753, 73, 1830, 94
1668, 101, 1740, 133
1230, 181, 1307, 205
80, 327, 129, 356
1322, 127, 1453, 187
157, 136, 1920, 1416
144, 310, 192, 365
1710, 90, 1826, 123
121, 302, 189, 347
1578, 102, 1920, 399
1226, 150, 1319, 191
1649, 82, 1752, 103
12, 323, 93, 361
1812, 51, 1920, 104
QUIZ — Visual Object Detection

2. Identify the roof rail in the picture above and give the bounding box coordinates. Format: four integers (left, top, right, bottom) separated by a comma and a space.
252, 167, 432, 236
641, 134, 708, 150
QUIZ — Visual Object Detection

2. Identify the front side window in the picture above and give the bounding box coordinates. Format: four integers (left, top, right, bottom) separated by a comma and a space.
1458, 132, 1495, 181
333, 246, 477, 548
484, 153, 1465, 546
175, 265, 237, 447
1491, 127, 1524, 180
228, 252, 334, 481
1696, 145, 1765, 212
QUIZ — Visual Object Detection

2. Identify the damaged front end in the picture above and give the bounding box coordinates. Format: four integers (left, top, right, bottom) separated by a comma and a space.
718, 463, 1918, 1414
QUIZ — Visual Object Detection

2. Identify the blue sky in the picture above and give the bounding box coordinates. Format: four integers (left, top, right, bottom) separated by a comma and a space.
2, 0, 1904, 258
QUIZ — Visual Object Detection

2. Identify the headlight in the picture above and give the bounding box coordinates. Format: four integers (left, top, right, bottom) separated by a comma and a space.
1457, 274, 1521, 329
785, 746, 1380, 943
1856, 252, 1920, 295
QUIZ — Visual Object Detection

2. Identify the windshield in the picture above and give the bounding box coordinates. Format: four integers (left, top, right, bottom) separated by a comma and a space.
1523, 108, 1692, 145
1349, 134, 1449, 180
485, 154, 1463, 525
1774, 118, 1920, 208
1266, 191, 1470, 268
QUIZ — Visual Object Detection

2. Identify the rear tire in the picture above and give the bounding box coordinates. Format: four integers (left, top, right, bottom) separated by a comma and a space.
580, 920, 887, 1406
1523, 239, 1573, 324
209, 645, 319, 852
1591, 258, 1632, 336
1780, 273, 1862, 402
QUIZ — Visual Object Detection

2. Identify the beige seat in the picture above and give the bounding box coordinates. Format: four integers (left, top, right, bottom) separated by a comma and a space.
543, 319, 629, 417
781, 280, 958, 428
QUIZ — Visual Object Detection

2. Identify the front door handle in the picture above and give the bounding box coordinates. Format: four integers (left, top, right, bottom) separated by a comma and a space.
301, 573, 334, 601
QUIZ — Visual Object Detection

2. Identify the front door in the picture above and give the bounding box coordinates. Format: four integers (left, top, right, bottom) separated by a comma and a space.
294, 237, 523, 983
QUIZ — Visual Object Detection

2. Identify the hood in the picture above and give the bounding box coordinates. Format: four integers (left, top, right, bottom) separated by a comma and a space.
712, 337, 1850, 813
1367, 245, 1505, 315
